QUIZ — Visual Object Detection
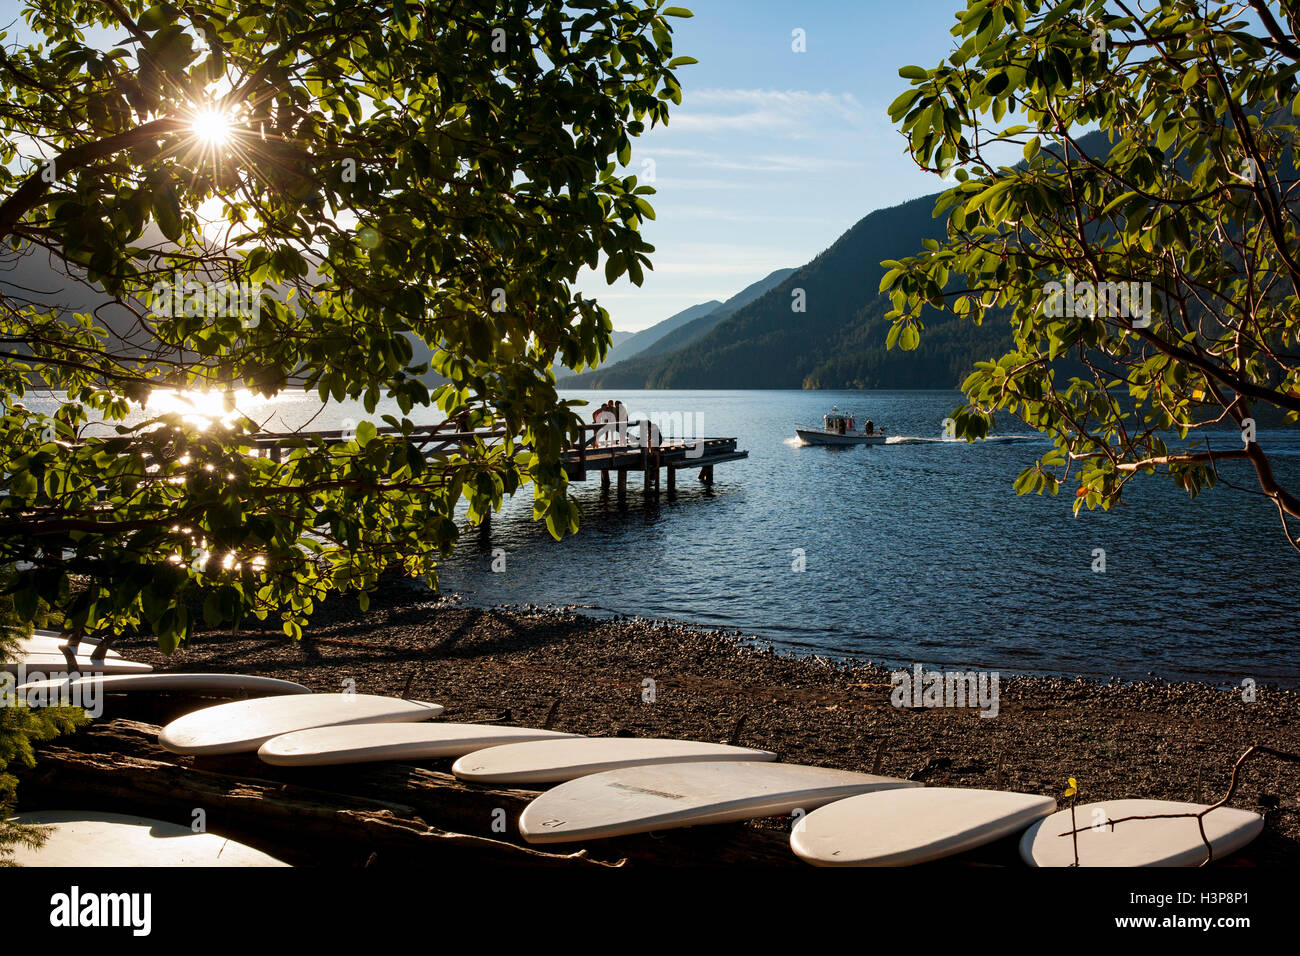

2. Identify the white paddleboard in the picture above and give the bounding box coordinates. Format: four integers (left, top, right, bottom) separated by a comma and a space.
18, 635, 121, 658
8, 810, 288, 866
3, 653, 152, 675
452, 736, 778, 784
31, 629, 107, 644
32, 629, 103, 642
791, 787, 1057, 866
519, 761, 919, 843
159, 693, 444, 756
1020, 799, 1265, 867
258, 722, 582, 766
17, 673, 312, 699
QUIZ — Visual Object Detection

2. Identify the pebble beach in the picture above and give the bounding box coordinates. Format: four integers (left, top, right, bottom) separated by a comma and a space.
97, 580, 1300, 865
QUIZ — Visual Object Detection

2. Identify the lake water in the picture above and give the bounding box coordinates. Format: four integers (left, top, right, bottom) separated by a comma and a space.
24, 387, 1300, 685
455, 389, 1300, 687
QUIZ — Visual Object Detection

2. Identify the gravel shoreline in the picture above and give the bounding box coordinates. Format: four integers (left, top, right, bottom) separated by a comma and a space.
110, 583, 1300, 865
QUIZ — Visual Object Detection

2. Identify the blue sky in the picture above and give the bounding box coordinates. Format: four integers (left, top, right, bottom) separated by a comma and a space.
580, 0, 971, 330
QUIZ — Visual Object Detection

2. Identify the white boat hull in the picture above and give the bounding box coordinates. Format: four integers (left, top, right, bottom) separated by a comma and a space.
796, 428, 886, 446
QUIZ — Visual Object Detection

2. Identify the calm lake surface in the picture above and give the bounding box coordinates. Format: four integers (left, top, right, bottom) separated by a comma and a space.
29, 387, 1300, 685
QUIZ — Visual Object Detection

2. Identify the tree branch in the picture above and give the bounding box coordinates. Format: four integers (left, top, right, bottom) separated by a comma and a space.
0, 116, 183, 238
1116, 450, 1249, 471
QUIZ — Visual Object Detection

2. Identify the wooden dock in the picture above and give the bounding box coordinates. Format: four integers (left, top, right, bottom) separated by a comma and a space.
249, 418, 748, 497
564, 421, 748, 495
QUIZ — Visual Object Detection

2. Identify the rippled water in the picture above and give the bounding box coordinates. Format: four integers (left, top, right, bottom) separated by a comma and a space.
23, 387, 1299, 684
443, 389, 1300, 686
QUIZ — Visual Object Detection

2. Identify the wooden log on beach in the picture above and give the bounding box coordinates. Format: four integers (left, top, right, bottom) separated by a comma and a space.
19, 718, 801, 867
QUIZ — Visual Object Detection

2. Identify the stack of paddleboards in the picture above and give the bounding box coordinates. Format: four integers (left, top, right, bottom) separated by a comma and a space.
155, 695, 1269, 866
8, 630, 1269, 867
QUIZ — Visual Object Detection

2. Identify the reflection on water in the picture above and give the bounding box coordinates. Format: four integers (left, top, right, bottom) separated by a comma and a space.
142, 387, 273, 429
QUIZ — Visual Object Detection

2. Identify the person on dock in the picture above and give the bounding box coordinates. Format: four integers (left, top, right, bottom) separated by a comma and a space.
614, 400, 629, 445
593, 401, 617, 447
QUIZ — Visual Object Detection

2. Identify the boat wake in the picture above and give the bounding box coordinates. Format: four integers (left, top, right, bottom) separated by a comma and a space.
885, 434, 1047, 445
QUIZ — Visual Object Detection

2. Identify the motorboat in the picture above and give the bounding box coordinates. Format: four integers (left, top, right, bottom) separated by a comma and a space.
795, 406, 886, 446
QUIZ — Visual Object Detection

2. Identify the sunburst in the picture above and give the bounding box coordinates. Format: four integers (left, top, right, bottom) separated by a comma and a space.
190, 108, 236, 146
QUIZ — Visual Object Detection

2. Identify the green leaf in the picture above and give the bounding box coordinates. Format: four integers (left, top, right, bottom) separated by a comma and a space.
137, 4, 172, 33
151, 185, 182, 241
887, 88, 923, 121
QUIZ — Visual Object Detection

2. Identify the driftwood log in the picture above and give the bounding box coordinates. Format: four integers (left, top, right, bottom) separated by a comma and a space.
17, 702, 801, 867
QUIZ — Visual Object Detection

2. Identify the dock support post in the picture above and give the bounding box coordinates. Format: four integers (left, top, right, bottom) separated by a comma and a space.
601, 470, 610, 492
698, 465, 714, 485
666, 467, 676, 494
617, 470, 627, 497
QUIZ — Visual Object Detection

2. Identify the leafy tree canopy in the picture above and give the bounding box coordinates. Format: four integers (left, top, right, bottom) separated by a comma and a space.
0, 0, 694, 646
884, 0, 1300, 544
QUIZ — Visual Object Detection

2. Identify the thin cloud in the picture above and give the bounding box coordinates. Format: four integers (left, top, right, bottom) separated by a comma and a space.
669, 88, 869, 135
647, 146, 867, 174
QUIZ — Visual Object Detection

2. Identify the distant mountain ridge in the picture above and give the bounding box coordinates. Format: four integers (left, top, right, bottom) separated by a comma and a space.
598, 300, 721, 369
562, 267, 797, 386
628, 267, 797, 364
